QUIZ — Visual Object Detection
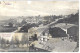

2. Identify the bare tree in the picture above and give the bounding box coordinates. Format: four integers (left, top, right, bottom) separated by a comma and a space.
21, 34, 29, 47
1, 38, 6, 48
14, 36, 20, 47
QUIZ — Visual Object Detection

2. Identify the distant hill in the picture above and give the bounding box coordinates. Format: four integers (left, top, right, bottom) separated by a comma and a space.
57, 12, 79, 25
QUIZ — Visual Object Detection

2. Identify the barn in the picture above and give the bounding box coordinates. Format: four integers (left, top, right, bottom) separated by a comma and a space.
50, 23, 78, 39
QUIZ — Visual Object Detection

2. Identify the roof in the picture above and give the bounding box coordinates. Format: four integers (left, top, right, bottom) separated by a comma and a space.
51, 23, 77, 30
42, 38, 77, 52
42, 38, 62, 51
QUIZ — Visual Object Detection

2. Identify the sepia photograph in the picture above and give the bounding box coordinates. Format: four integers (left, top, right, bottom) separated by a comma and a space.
0, 1, 79, 52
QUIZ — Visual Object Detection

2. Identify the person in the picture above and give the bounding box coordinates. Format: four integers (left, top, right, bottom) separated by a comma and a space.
33, 34, 38, 41
31, 44, 35, 49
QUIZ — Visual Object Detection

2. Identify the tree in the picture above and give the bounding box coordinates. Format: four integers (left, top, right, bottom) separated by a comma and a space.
21, 19, 27, 25
14, 36, 20, 47
6, 40, 9, 44
8, 22, 13, 27
1, 38, 6, 48
21, 34, 26, 45
20, 24, 28, 32
57, 11, 79, 25
0, 37, 1, 47
9, 37, 16, 48
33, 34, 38, 41
21, 34, 29, 47
0, 37, 1, 44
10, 37, 14, 45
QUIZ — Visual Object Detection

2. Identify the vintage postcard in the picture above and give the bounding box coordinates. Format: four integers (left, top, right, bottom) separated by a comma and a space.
0, 0, 79, 52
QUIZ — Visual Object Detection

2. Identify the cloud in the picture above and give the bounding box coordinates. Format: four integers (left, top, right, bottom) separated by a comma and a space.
0, 1, 79, 16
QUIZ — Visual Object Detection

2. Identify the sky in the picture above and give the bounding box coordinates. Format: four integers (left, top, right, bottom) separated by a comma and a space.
0, 1, 79, 16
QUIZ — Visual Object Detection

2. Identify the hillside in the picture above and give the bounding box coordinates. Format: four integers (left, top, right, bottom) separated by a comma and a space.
57, 12, 79, 25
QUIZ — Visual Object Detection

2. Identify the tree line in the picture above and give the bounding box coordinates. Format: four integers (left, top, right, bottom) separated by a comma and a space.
0, 34, 29, 48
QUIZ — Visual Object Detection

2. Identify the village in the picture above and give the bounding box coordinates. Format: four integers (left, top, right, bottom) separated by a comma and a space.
0, 12, 79, 52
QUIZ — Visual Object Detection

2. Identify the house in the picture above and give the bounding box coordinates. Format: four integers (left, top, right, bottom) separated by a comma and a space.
51, 23, 78, 34
38, 32, 52, 44
67, 26, 78, 36
51, 23, 78, 40
41, 38, 77, 52
34, 23, 78, 51
67, 26, 78, 41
